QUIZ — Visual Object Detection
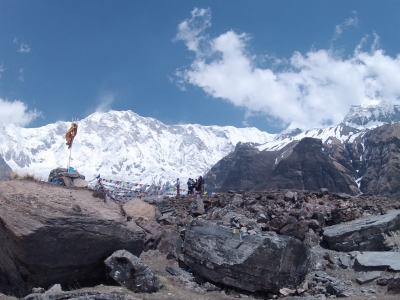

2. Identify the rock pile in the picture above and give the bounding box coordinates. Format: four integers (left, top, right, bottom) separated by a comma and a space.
3, 178, 400, 299
151, 188, 400, 298
48, 167, 88, 187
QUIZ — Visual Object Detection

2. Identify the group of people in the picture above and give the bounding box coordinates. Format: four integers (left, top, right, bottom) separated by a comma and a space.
175, 176, 205, 196
187, 176, 204, 194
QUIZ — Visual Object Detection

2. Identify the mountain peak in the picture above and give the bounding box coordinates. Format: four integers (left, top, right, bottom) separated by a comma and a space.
341, 102, 400, 129
0, 110, 274, 186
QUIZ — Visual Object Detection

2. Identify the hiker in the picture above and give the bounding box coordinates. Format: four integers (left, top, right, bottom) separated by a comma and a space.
197, 176, 204, 193
187, 178, 195, 194
187, 178, 191, 194
176, 178, 180, 196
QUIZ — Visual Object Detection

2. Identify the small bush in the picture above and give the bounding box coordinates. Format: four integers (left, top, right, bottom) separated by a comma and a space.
23, 173, 36, 180
92, 189, 106, 200
11, 172, 20, 179
71, 204, 82, 213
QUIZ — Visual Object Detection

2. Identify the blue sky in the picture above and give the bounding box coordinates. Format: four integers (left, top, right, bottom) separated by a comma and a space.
1, 1, 400, 133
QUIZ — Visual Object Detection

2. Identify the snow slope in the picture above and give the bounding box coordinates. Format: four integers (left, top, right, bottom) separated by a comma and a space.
0, 110, 275, 185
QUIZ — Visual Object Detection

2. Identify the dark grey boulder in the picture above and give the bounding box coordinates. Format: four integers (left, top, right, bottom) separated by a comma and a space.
284, 191, 297, 202
190, 198, 205, 216
356, 271, 381, 284
322, 210, 400, 252
104, 250, 162, 293
0, 180, 145, 297
354, 252, 400, 271
231, 194, 244, 207
325, 281, 346, 296
182, 219, 311, 293
338, 254, 351, 269
157, 230, 184, 261
388, 278, 400, 294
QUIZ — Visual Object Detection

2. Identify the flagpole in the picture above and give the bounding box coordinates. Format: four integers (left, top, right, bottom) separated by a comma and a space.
65, 120, 78, 173
67, 146, 72, 172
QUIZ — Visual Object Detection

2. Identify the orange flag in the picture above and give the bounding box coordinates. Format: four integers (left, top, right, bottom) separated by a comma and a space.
65, 122, 78, 149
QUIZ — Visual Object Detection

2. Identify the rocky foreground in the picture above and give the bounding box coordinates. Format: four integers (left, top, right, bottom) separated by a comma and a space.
1, 179, 400, 299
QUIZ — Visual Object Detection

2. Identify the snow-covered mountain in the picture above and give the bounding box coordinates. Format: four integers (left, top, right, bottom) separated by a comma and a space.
0, 110, 274, 185
256, 102, 400, 152
342, 102, 400, 129
204, 103, 400, 197
1, 102, 398, 187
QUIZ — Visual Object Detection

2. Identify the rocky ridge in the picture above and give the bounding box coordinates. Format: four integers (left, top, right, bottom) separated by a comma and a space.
205, 122, 400, 199
2, 179, 400, 299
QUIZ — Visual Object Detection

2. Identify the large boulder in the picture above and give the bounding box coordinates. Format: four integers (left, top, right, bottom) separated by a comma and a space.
104, 250, 162, 293
123, 199, 160, 221
354, 252, 400, 271
0, 180, 146, 296
182, 219, 311, 293
322, 210, 400, 252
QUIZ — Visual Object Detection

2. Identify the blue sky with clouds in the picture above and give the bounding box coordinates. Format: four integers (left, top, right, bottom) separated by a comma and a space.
1, 1, 400, 133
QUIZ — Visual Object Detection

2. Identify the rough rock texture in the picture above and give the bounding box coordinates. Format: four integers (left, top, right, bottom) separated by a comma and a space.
204, 141, 296, 192
182, 219, 311, 293
24, 291, 128, 300
388, 278, 400, 294
104, 250, 162, 293
205, 138, 359, 195
354, 252, 400, 271
359, 124, 400, 198
136, 219, 164, 251
205, 123, 400, 199
189, 198, 205, 216
0, 180, 145, 296
322, 210, 400, 252
0, 155, 12, 181
3, 179, 400, 299
261, 138, 359, 194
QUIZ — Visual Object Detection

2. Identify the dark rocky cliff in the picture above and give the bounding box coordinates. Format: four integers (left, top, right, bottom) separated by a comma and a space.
358, 124, 400, 198
205, 141, 297, 192
205, 123, 400, 197
205, 138, 358, 194
256, 138, 359, 194
0, 155, 12, 181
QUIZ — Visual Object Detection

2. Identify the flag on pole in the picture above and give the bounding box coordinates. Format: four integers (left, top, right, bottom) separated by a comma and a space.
65, 122, 78, 149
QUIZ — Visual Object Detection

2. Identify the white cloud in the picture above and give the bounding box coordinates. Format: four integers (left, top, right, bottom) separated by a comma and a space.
174, 7, 212, 55
0, 98, 42, 126
95, 92, 115, 112
332, 11, 359, 41
13, 37, 31, 53
18, 43, 31, 53
175, 9, 400, 130
19, 68, 24, 82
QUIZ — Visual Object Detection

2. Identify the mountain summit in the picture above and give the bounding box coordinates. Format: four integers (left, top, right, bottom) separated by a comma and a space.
0, 110, 274, 185
342, 102, 400, 129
